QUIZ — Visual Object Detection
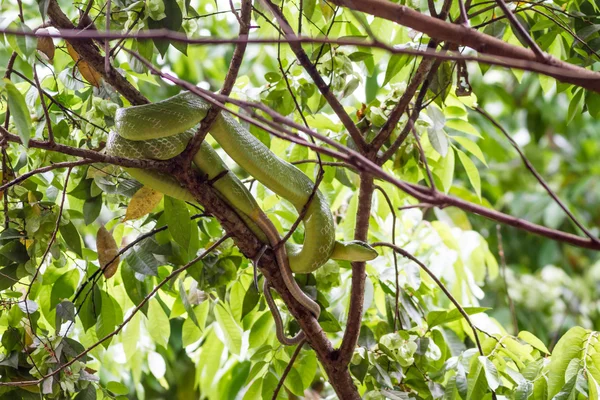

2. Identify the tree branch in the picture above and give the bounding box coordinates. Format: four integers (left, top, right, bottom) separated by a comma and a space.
327, 0, 600, 92
337, 173, 374, 368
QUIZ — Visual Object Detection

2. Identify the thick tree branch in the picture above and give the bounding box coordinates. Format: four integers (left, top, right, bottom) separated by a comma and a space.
327, 0, 600, 92
4, 29, 600, 89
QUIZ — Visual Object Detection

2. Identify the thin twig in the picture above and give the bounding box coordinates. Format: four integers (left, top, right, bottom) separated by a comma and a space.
260, 0, 369, 153
0, 160, 92, 193
272, 339, 306, 399
372, 242, 484, 355
475, 106, 599, 243
33, 66, 54, 143
375, 185, 401, 330
496, 225, 518, 335
25, 168, 72, 303
494, 0, 546, 61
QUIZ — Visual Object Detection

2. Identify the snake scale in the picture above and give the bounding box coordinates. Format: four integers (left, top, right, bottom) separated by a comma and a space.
106, 92, 378, 344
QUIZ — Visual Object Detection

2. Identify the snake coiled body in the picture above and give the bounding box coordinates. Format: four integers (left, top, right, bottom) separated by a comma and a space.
106, 92, 377, 344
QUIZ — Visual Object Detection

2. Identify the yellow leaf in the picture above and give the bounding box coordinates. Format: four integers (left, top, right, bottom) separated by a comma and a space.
97, 226, 120, 279
35, 29, 55, 61
19, 238, 34, 249
28, 191, 41, 216
124, 186, 163, 222
66, 42, 102, 88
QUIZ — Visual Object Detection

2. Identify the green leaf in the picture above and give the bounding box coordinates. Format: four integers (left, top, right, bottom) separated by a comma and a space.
2, 79, 32, 147
426, 307, 488, 328
215, 302, 242, 355
37, 0, 50, 21
264, 72, 281, 83
96, 291, 118, 348
164, 196, 191, 253
456, 149, 481, 200
50, 269, 79, 310
547, 326, 589, 398
74, 385, 96, 400
428, 126, 448, 158
107, 381, 129, 395
147, 300, 171, 349
249, 311, 274, 349
83, 195, 102, 225
445, 119, 482, 138
147, 0, 183, 56
304, 0, 317, 18
1, 327, 20, 352
478, 356, 499, 391
467, 357, 488, 400
452, 136, 487, 165
436, 146, 455, 193
383, 55, 408, 86
567, 88, 584, 124
125, 249, 159, 276
60, 221, 83, 257
121, 258, 150, 314
77, 284, 102, 332
241, 284, 260, 321
178, 279, 199, 327
518, 331, 550, 354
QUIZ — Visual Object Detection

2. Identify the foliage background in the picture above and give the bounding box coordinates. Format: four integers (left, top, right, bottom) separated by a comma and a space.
1, 0, 600, 398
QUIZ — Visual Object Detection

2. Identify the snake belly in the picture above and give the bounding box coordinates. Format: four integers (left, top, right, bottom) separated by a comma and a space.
111, 91, 337, 274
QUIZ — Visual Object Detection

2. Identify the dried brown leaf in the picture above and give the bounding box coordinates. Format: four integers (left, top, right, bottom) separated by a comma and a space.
66, 42, 102, 87
97, 225, 120, 279
36, 29, 55, 61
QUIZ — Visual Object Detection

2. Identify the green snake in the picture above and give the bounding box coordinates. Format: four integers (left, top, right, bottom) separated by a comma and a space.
106, 92, 377, 344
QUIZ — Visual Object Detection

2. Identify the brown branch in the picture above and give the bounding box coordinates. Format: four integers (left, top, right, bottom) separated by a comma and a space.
326, 0, 600, 92
371, 58, 434, 151
494, 0, 546, 61
0, 159, 92, 193
337, 173, 374, 368
371, 0, 451, 151
379, 45, 446, 164
2, 29, 600, 88
259, 0, 369, 153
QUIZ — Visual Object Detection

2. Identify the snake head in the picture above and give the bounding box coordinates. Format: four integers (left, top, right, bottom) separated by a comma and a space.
330, 240, 378, 262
